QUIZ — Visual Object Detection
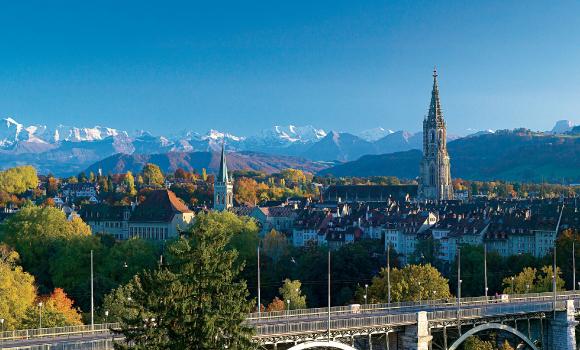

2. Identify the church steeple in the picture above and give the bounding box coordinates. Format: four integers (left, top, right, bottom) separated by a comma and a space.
217, 143, 229, 183
419, 67, 453, 201
213, 143, 233, 211
427, 67, 444, 123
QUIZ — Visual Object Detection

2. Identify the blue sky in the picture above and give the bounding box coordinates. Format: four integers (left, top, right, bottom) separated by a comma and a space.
0, 1, 578, 136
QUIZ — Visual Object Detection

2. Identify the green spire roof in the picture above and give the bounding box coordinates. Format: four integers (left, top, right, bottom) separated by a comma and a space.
217, 143, 229, 183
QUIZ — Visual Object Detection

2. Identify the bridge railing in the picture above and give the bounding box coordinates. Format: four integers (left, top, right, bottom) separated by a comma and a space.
428, 301, 562, 321
254, 312, 417, 336
0, 323, 119, 342
248, 291, 580, 322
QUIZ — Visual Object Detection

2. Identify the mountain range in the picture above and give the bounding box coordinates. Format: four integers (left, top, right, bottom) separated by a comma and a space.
0, 117, 577, 179
319, 129, 580, 183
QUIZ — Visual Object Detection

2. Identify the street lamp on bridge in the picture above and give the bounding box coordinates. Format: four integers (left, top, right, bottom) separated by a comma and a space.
38, 302, 43, 329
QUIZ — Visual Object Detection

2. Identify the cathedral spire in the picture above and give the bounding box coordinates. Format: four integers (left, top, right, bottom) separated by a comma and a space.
428, 66, 443, 123
217, 142, 229, 183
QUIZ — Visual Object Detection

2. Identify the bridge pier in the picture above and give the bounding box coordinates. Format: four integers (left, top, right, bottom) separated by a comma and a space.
399, 311, 432, 350
547, 300, 578, 350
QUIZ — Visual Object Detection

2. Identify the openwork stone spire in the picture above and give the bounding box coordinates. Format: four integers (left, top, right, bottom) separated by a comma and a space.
418, 67, 453, 201
427, 67, 444, 123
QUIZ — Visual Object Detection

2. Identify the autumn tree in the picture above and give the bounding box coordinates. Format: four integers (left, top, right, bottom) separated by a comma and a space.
0, 166, 38, 195
174, 168, 189, 179
234, 177, 258, 206
21, 288, 83, 328
463, 336, 494, 350
0, 248, 37, 330
266, 297, 285, 312
141, 163, 164, 187
124, 171, 137, 196
280, 169, 308, 185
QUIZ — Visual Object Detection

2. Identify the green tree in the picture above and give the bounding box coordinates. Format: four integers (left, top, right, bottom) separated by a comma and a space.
78, 172, 88, 183
141, 163, 164, 187
411, 237, 442, 267
502, 267, 537, 294
101, 282, 137, 323
502, 266, 565, 293
113, 212, 255, 349
0, 249, 37, 330
369, 264, 451, 302
536, 265, 565, 292
555, 229, 580, 289
262, 230, 289, 263
279, 279, 307, 310
0, 206, 92, 292
463, 336, 494, 350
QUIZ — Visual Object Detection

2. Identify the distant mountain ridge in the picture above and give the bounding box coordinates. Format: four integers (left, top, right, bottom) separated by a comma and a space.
0, 117, 577, 178
85, 151, 330, 176
319, 130, 580, 183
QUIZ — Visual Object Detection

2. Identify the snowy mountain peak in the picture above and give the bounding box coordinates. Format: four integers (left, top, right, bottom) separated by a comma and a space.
203, 129, 244, 142
357, 127, 394, 141
266, 125, 326, 143
551, 120, 575, 134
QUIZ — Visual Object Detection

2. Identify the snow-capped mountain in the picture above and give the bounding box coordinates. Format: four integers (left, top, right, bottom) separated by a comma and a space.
1, 116, 515, 176
250, 125, 326, 145
0, 117, 128, 149
52, 125, 127, 142
357, 127, 394, 141
551, 120, 576, 134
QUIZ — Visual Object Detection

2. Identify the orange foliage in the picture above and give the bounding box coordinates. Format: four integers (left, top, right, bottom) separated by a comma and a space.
43, 288, 83, 325
266, 297, 286, 312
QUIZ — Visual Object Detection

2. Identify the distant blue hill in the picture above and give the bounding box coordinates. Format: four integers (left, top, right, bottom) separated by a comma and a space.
319, 130, 580, 183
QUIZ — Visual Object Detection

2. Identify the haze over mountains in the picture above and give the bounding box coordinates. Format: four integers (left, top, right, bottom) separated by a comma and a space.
0, 117, 577, 181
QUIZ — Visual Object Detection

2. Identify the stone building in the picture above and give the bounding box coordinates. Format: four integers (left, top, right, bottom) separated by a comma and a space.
418, 68, 453, 201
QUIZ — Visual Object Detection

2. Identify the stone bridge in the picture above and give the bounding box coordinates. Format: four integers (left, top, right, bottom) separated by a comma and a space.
2, 291, 580, 349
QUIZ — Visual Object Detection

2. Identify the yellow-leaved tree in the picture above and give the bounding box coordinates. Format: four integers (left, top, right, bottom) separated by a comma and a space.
0, 245, 37, 330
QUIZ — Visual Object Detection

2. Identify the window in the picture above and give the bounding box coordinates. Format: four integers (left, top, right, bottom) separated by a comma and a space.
429, 165, 436, 186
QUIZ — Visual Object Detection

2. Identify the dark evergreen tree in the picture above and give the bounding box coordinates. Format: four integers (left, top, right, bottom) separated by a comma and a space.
114, 212, 255, 349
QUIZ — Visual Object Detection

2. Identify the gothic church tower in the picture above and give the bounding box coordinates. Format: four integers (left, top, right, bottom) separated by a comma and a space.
419, 68, 453, 200
213, 144, 233, 211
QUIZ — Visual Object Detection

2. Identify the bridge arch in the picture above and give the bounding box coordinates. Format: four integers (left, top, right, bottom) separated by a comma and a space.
287, 341, 357, 350
448, 323, 539, 350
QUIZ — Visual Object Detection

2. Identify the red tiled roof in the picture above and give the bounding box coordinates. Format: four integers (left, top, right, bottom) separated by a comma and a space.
130, 189, 192, 223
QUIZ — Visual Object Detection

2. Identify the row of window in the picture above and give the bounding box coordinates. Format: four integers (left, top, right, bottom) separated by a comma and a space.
129, 226, 170, 240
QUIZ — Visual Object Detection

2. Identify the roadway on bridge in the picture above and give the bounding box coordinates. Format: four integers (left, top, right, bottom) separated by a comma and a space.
3, 292, 579, 348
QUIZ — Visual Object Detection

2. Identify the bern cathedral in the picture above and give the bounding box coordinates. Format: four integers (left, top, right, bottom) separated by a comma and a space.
418, 68, 453, 201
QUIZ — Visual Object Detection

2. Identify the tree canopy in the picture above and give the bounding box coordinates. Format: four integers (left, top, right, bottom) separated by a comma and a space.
368, 264, 452, 302
0, 165, 38, 195
141, 163, 164, 187
113, 211, 255, 349
0, 248, 37, 330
